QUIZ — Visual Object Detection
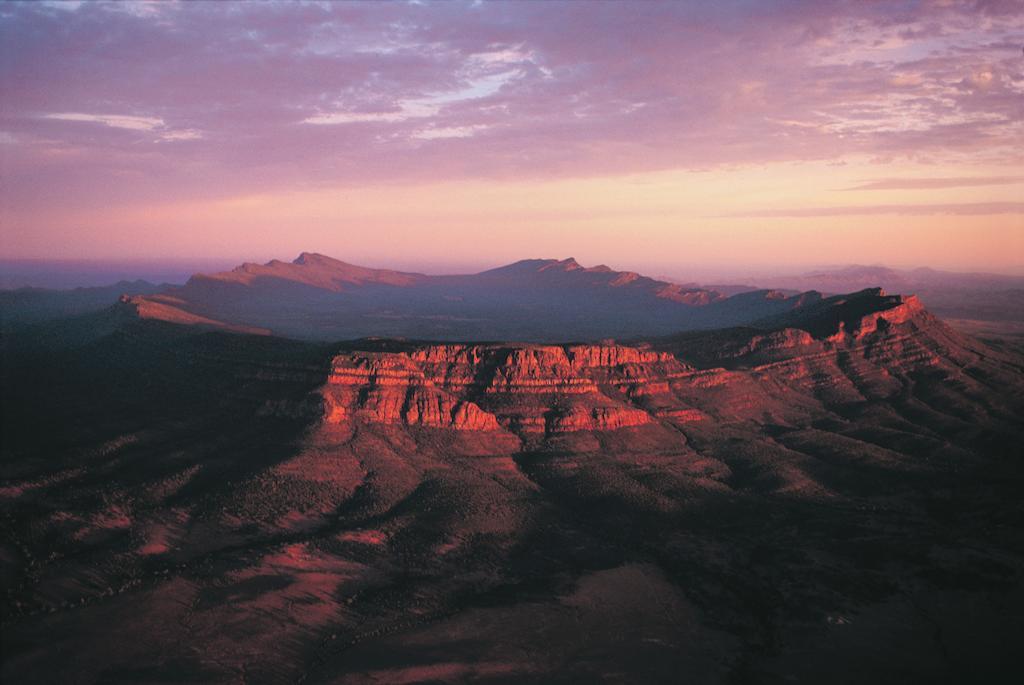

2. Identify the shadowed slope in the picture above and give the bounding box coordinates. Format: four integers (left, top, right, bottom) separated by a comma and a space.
0, 280, 167, 327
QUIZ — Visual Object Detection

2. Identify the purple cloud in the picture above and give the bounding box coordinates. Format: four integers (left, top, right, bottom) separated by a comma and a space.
721, 201, 1024, 218
843, 176, 1024, 190
1, 0, 1022, 214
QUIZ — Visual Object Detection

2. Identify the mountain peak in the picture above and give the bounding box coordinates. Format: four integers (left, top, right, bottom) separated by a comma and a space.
482, 257, 624, 277
293, 252, 336, 266
479, 258, 576, 276
539, 257, 582, 272
187, 252, 422, 292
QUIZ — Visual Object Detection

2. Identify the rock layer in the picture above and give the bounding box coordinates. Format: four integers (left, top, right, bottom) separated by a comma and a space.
319, 294, 998, 441
322, 343, 687, 436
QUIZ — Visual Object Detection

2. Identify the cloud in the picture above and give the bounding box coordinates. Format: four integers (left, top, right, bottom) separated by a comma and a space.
303, 69, 522, 125
40, 0, 169, 18
41, 112, 202, 141
843, 176, 1024, 190
412, 125, 487, 140
1, 0, 1022, 210
721, 202, 1024, 218
38, 1, 84, 12
303, 110, 417, 125
157, 129, 202, 142
43, 113, 164, 131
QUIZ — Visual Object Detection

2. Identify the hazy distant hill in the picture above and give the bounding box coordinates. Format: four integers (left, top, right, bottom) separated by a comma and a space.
757, 264, 1024, 324
0, 280, 168, 326
120, 252, 821, 341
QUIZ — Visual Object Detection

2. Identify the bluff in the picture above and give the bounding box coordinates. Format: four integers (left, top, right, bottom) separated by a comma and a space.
314, 290, 1007, 450
321, 343, 685, 436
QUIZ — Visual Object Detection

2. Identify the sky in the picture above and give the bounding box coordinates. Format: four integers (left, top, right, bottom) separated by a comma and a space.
1, 0, 1023, 279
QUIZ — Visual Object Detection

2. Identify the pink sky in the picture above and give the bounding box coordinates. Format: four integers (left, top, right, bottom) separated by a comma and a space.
1, 0, 1022, 273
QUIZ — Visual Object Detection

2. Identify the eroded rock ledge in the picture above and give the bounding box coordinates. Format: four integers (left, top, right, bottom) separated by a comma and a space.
318, 295, 969, 438
322, 343, 689, 434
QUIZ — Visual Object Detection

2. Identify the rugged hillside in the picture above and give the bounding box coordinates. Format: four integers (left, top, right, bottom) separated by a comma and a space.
0, 280, 166, 326
475, 257, 721, 304
122, 253, 819, 341
314, 288, 1018, 448
752, 264, 1024, 325
2, 294, 1023, 683
190, 252, 424, 290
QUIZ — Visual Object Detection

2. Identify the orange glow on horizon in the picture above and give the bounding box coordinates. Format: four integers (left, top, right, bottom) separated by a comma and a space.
2, 1, 1022, 274
4, 158, 1022, 274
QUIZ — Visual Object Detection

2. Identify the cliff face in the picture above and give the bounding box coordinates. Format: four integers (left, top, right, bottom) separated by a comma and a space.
658, 291, 995, 414
319, 295, 997, 443
322, 343, 688, 436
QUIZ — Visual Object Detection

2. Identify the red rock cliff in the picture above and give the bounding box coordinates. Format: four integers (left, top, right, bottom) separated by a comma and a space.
321, 343, 691, 435
318, 295, 971, 440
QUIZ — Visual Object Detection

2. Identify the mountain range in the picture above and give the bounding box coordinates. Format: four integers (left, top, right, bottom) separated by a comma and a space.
111, 252, 826, 341
7, 257, 1022, 344
703, 264, 1024, 325
2, 255, 1024, 683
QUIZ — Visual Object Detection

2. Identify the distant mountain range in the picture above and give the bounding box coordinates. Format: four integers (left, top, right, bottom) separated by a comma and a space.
764, 264, 1024, 293
111, 253, 823, 341
5, 257, 1022, 344
8, 255, 1024, 344
0, 280, 168, 325
655, 264, 1024, 327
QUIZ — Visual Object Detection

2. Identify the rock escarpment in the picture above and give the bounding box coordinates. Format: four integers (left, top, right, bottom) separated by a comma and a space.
659, 290, 991, 414
322, 343, 690, 436
318, 292, 996, 442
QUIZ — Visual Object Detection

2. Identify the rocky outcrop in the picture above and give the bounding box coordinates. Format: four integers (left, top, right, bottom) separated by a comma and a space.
321, 343, 690, 435
658, 288, 980, 412
564, 345, 674, 368
759, 288, 930, 343
547, 405, 652, 432
315, 291, 976, 439
324, 352, 500, 430
486, 347, 598, 394
655, 284, 721, 305
706, 328, 818, 365
850, 294, 927, 339
117, 294, 270, 335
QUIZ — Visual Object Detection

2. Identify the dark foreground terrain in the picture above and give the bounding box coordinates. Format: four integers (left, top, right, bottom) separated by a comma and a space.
2, 287, 1024, 683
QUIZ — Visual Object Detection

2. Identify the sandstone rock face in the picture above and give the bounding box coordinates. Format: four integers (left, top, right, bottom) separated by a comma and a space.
835, 294, 928, 340
318, 294, 970, 439
660, 292, 977, 414
547, 405, 653, 432
325, 352, 500, 430
322, 343, 691, 435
